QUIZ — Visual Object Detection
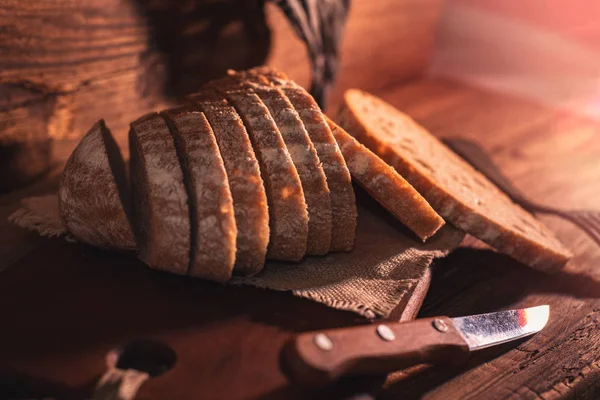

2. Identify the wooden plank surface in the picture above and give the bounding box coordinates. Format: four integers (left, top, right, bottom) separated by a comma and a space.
2, 77, 600, 399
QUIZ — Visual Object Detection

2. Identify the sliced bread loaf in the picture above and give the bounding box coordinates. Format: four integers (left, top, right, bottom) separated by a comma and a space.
162, 106, 236, 283
228, 69, 332, 255
327, 117, 445, 241
58, 120, 136, 251
202, 78, 309, 261
129, 112, 190, 275
190, 91, 269, 276
249, 68, 357, 252
339, 89, 572, 271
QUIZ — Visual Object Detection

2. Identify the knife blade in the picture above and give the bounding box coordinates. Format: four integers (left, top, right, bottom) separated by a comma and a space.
282, 305, 549, 387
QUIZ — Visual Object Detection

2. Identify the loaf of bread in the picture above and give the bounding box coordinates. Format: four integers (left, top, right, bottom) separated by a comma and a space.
54, 67, 572, 284
327, 117, 445, 241
58, 120, 136, 251
338, 89, 572, 271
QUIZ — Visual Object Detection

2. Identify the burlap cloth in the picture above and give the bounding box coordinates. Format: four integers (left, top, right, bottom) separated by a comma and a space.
9, 193, 464, 319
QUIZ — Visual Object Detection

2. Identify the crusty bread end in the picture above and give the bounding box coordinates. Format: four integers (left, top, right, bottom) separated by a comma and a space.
58, 120, 136, 251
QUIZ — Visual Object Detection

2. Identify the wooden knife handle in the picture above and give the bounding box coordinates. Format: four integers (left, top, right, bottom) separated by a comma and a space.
282, 317, 470, 387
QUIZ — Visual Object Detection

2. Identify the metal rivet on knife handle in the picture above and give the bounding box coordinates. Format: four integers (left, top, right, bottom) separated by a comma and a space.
314, 333, 333, 351
376, 324, 396, 341
433, 319, 449, 332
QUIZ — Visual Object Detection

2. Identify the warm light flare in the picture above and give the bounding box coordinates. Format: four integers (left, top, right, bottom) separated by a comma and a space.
520, 305, 550, 331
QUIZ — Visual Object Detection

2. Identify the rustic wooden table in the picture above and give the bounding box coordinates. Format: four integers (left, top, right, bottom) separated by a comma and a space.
1, 78, 599, 400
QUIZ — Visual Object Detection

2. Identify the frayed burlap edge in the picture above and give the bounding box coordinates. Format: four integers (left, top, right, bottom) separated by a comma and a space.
8, 195, 72, 239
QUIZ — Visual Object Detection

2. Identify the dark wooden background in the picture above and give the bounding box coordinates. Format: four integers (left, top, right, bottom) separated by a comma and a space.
2, 0, 600, 398
0, 0, 442, 191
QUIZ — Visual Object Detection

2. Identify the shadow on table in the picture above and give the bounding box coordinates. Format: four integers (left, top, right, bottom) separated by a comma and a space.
0, 236, 368, 399
253, 375, 389, 400
0, 369, 98, 400
420, 246, 600, 319
378, 337, 532, 400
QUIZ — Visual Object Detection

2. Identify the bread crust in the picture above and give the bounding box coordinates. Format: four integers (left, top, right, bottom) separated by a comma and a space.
190, 91, 269, 275
129, 112, 190, 275
248, 68, 357, 252
327, 117, 445, 241
203, 78, 309, 261
58, 120, 136, 251
162, 106, 236, 282
228, 70, 332, 255
339, 89, 572, 271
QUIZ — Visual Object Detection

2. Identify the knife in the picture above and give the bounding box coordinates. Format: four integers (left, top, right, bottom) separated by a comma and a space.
282, 305, 549, 387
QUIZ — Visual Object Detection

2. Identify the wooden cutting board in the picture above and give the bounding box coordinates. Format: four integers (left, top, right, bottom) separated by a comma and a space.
4, 78, 600, 399
0, 165, 435, 400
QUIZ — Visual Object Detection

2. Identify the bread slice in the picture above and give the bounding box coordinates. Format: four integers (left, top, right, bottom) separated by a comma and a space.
339, 89, 572, 271
247, 67, 357, 252
129, 112, 190, 275
201, 78, 309, 261
327, 117, 445, 241
162, 106, 236, 283
190, 91, 269, 276
227, 69, 332, 255
227, 90, 308, 261
58, 120, 136, 251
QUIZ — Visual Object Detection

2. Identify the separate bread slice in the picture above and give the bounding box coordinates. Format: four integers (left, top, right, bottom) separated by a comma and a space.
129, 112, 190, 275
228, 69, 332, 255
190, 90, 269, 276
162, 106, 236, 283
201, 78, 309, 261
58, 120, 136, 251
326, 117, 445, 241
339, 89, 572, 271
247, 67, 357, 252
